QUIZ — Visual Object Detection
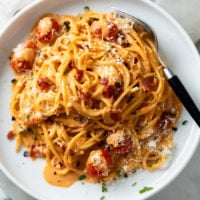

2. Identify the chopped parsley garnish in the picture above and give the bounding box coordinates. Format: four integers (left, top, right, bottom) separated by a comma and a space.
84, 6, 90, 11
102, 183, 108, 192
100, 196, 105, 200
64, 22, 70, 31
117, 169, 123, 177
90, 17, 99, 21
139, 186, 154, 194
79, 174, 87, 180
56, 121, 61, 126
13, 9, 21, 17
172, 127, 177, 131
182, 120, 188, 125
132, 169, 137, 174
132, 182, 137, 187
88, 17, 99, 25
11, 78, 17, 83
27, 127, 32, 132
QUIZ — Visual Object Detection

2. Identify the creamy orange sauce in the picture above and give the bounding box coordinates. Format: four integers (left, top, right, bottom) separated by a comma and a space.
43, 164, 79, 187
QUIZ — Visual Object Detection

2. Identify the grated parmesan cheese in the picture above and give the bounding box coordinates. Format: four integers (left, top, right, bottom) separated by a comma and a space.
162, 147, 172, 157
147, 140, 157, 149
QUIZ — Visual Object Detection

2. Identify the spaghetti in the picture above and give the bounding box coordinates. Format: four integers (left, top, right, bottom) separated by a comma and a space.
9, 10, 182, 187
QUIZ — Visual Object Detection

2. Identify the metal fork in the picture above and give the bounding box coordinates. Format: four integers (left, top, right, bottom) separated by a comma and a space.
112, 7, 200, 127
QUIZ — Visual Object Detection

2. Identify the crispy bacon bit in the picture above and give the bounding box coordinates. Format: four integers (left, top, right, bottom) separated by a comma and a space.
134, 57, 138, 64
141, 76, 158, 92
10, 40, 37, 73
113, 88, 123, 100
106, 129, 133, 154
76, 69, 84, 82
155, 111, 176, 133
35, 17, 60, 44
110, 109, 121, 122
100, 77, 109, 85
68, 60, 75, 69
7, 130, 16, 140
86, 149, 111, 179
37, 77, 52, 91
78, 89, 91, 101
102, 84, 123, 99
102, 85, 115, 98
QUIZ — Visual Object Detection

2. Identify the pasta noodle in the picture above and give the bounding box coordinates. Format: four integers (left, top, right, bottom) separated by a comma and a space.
8, 9, 182, 187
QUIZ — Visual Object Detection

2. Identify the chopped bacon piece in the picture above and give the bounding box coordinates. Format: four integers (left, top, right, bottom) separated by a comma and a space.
78, 89, 91, 101
140, 76, 158, 92
110, 109, 121, 122
86, 149, 111, 179
35, 17, 60, 44
7, 130, 16, 140
155, 111, 176, 133
10, 40, 37, 73
76, 69, 84, 82
102, 85, 115, 98
102, 84, 123, 99
37, 77, 53, 91
68, 60, 75, 69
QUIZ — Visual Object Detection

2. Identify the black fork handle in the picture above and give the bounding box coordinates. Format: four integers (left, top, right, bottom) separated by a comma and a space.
164, 67, 200, 127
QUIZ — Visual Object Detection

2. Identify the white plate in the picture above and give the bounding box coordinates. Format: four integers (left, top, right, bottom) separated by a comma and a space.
0, 0, 200, 200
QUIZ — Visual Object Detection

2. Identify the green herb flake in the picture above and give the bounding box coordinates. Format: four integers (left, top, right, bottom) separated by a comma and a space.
13, 9, 21, 17
79, 174, 87, 181
11, 78, 17, 84
100, 196, 105, 200
132, 182, 137, 187
102, 183, 108, 193
90, 17, 99, 21
139, 186, 154, 194
182, 120, 188, 125
56, 121, 61, 126
27, 128, 32, 132
84, 6, 90, 11
117, 169, 123, 177
172, 127, 177, 131
132, 169, 137, 174
64, 22, 70, 32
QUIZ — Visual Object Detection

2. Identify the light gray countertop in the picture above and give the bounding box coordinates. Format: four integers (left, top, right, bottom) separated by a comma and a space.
0, 1, 200, 200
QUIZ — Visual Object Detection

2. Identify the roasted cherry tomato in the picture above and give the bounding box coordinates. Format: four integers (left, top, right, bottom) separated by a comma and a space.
106, 129, 133, 154
86, 149, 111, 179
10, 40, 37, 73
35, 17, 60, 44
91, 21, 118, 41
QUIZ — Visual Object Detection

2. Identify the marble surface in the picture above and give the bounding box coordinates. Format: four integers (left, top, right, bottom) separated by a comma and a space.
0, 0, 200, 200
